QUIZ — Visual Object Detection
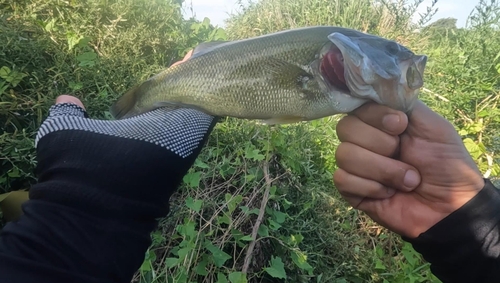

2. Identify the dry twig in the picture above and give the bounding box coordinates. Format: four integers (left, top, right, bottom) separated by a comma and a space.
242, 161, 272, 273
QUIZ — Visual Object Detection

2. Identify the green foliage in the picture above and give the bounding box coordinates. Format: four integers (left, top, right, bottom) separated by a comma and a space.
418, 0, 500, 178
225, 0, 437, 50
0, 0, 225, 192
1, 0, 499, 282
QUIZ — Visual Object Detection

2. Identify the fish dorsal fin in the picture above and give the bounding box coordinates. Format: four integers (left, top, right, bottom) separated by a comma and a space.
191, 41, 230, 58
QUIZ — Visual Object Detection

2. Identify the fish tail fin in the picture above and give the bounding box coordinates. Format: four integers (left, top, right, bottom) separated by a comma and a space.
110, 84, 143, 119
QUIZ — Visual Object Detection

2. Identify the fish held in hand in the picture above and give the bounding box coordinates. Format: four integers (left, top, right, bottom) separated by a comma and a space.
110, 26, 427, 124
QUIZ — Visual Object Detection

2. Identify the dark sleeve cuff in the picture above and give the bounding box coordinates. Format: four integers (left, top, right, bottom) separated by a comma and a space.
404, 179, 500, 283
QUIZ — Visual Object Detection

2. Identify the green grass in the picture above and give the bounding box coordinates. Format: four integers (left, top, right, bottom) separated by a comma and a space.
1, 0, 500, 282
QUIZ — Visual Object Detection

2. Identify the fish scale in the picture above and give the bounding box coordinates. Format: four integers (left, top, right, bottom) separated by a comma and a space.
111, 26, 427, 124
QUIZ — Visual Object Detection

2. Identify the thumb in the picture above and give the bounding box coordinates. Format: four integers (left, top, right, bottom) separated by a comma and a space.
48, 95, 88, 119
406, 101, 462, 144
55, 95, 86, 109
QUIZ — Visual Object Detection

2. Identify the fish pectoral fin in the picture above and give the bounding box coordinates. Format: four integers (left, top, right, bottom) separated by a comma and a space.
153, 101, 216, 116
191, 41, 230, 58
261, 115, 304, 125
263, 58, 313, 86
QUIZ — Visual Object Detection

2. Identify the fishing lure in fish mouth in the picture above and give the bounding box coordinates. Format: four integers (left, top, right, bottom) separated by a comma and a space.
110, 26, 427, 124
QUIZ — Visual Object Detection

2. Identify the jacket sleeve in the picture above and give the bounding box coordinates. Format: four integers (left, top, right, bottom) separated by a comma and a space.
405, 179, 500, 283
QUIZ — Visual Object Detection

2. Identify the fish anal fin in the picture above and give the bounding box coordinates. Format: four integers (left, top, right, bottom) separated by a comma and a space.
261, 115, 304, 125
191, 41, 230, 58
110, 84, 143, 119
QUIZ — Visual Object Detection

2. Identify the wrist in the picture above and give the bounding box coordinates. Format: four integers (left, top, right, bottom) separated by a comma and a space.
408, 178, 487, 239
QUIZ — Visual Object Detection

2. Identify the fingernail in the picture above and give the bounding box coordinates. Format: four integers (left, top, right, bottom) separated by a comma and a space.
404, 170, 420, 189
382, 114, 400, 132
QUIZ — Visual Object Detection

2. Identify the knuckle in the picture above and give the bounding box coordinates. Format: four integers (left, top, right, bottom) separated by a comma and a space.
384, 136, 400, 156
335, 117, 349, 139
335, 142, 351, 166
332, 170, 348, 190
379, 163, 406, 187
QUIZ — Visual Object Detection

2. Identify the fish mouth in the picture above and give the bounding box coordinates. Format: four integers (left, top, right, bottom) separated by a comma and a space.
319, 45, 350, 93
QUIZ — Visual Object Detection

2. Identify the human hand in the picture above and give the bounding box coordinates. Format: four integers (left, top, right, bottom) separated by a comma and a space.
333, 101, 485, 238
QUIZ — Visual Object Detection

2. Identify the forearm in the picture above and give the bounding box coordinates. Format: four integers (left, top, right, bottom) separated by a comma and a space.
405, 179, 500, 283
0, 181, 163, 283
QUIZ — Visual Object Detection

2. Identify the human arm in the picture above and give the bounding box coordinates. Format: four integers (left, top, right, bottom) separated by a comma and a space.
0, 94, 216, 283
333, 101, 500, 282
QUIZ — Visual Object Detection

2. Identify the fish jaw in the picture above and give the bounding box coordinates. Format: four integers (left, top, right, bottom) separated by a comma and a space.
323, 32, 427, 113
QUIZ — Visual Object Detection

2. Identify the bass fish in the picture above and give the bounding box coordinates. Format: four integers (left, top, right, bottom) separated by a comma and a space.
111, 26, 427, 124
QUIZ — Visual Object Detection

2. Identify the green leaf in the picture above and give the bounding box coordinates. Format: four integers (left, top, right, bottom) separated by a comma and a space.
272, 210, 287, 224
151, 230, 165, 245
195, 256, 209, 275
183, 172, 201, 188
177, 247, 192, 259
269, 185, 277, 196
401, 243, 418, 266
0, 66, 11, 79
264, 256, 287, 279
225, 193, 243, 214
205, 241, 231, 267
45, 19, 56, 32
375, 259, 386, 270
245, 147, 265, 161
194, 159, 210, 169
258, 224, 269, 237
165, 257, 179, 268
240, 235, 253, 241
67, 32, 83, 50
217, 214, 231, 225
290, 234, 304, 245
77, 37, 91, 48
291, 250, 313, 273
228, 272, 247, 283
139, 258, 151, 272
76, 52, 97, 67
140, 250, 156, 272
185, 197, 203, 213
463, 138, 483, 160
7, 167, 20, 177
216, 273, 229, 283
268, 219, 281, 231
183, 220, 197, 239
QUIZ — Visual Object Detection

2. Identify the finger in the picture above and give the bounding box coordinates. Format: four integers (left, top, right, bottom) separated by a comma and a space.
336, 115, 400, 157
183, 49, 194, 60
334, 168, 396, 204
336, 142, 421, 191
49, 95, 88, 118
351, 102, 408, 136
56, 95, 85, 110
171, 49, 194, 67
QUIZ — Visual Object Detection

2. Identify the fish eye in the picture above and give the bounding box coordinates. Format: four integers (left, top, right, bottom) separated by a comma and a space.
406, 64, 423, 90
386, 42, 401, 55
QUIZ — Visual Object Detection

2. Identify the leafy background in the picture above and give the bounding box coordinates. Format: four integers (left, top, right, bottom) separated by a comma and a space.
1, 0, 499, 282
